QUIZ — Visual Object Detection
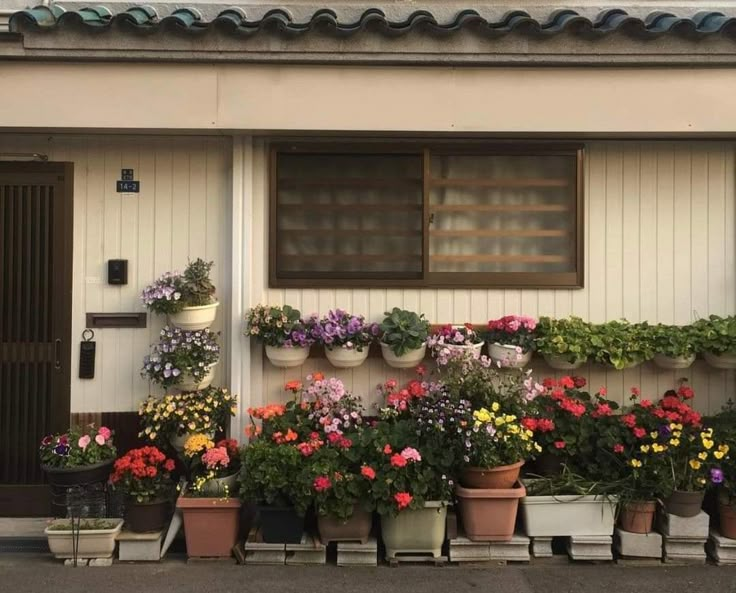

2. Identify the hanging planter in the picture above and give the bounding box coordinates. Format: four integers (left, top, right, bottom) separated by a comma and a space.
45, 518, 123, 559
619, 500, 657, 534
488, 344, 532, 368
265, 345, 310, 368
169, 301, 219, 331
543, 353, 586, 370
379, 308, 430, 369
325, 347, 370, 369
461, 460, 524, 490
177, 496, 242, 557
175, 363, 217, 392
317, 507, 372, 545
704, 351, 736, 370
456, 483, 525, 542
653, 353, 696, 370
380, 501, 447, 560
380, 343, 426, 369
444, 342, 484, 357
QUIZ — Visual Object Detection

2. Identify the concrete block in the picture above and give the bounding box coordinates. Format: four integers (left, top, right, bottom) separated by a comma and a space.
88, 558, 113, 567
285, 534, 326, 565
707, 530, 736, 565
531, 537, 553, 558
117, 529, 163, 562
567, 535, 613, 561
614, 528, 662, 559
244, 534, 286, 565
488, 534, 530, 562
337, 538, 378, 566
663, 537, 706, 564
64, 558, 89, 566
658, 512, 709, 539
449, 536, 491, 562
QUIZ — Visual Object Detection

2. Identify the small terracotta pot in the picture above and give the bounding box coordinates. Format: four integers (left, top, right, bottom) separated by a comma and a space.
461, 460, 524, 489
177, 496, 241, 557
664, 490, 705, 518
125, 498, 171, 533
720, 501, 736, 539
258, 506, 304, 544
456, 482, 526, 541
619, 500, 657, 534
317, 507, 372, 544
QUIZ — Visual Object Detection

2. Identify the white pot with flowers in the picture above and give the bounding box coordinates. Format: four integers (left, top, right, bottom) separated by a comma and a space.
427, 323, 484, 359
245, 304, 315, 368
316, 309, 379, 368
485, 315, 537, 369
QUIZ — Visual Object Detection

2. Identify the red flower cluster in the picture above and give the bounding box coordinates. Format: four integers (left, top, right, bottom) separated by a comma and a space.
385, 379, 428, 412
521, 417, 555, 433
313, 475, 332, 492
297, 432, 325, 457
394, 492, 413, 510
591, 403, 613, 418
486, 315, 537, 333
360, 465, 376, 480
558, 397, 586, 418
390, 454, 408, 468
111, 446, 174, 483
326, 432, 352, 450
216, 438, 239, 455
654, 386, 701, 426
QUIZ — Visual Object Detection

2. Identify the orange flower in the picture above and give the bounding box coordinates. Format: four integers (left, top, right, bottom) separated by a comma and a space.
285, 428, 298, 442
285, 380, 303, 392
249, 404, 286, 420
312, 372, 325, 381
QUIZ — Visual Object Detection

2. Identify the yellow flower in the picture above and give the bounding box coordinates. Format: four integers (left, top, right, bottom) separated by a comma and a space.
630, 459, 643, 468
534, 443, 543, 453
719, 444, 730, 455
714, 451, 725, 460
508, 425, 520, 435
652, 444, 666, 453
525, 430, 534, 439
698, 451, 708, 461
640, 445, 651, 454
473, 409, 492, 423
669, 438, 680, 447
650, 431, 659, 440
689, 459, 702, 470
184, 433, 214, 457
504, 414, 517, 423
673, 431, 682, 438
491, 402, 500, 412
702, 439, 714, 450
494, 417, 506, 427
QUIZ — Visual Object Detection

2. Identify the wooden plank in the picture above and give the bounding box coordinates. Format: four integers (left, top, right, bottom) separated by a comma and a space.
430, 255, 569, 263
278, 178, 422, 189
430, 204, 569, 213
279, 204, 421, 211
428, 177, 570, 188
429, 229, 570, 238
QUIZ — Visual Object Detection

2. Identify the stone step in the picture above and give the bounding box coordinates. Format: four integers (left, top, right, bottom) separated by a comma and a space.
336, 538, 378, 567
707, 529, 736, 565
658, 511, 709, 540
567, 535, 613, 562
614, 528, 663, 560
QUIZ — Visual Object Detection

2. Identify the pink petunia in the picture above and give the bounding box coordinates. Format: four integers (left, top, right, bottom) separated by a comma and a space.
94, 434, 106, 446
78, 435, 91, 450
98, 426, 112, 440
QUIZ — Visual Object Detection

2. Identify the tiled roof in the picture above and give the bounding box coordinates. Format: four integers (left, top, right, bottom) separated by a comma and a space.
10, 5, 736, 39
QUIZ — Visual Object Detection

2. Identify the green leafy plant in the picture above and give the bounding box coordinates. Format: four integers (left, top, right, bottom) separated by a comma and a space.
535, 316, 594, 364
140, 258, 217, 315
648, 324, 700, 358
380, 308, 430, 356
523, 466, 620, 497
180, 258, 216, 306
244, 304, 316, 348
693, 315, 736, 355
590, 320, 653, 369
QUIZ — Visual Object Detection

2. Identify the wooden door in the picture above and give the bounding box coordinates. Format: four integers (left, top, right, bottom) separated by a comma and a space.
0, 162, 73, 516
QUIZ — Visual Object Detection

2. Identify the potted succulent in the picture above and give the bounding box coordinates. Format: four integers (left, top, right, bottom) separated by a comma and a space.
427, 323, 484, 357
141, 326, 220, 392
694, 315, 736, 369
45, 518, 124, 560
535, 316, 593, 370
138, 388, 237, 451
245, 304, 316, 368
590, 320, 653, 370
314, 309, 380, 368
110, 446, 176, 533
649, 323, 699, 370
141, 258, 219, 330
485, 315, 538, 368
379, 307, 429, 368
39, 425, 117, 516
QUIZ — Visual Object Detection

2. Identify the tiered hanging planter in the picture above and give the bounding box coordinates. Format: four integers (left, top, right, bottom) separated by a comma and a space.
176, 363, 217, 392
265, 345, 311, 368
169, 301, 219, 331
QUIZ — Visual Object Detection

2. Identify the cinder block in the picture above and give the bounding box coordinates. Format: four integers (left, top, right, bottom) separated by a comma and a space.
285, 534, 326, 565
117, 529, 163, 562
659, 512, 709, 539
531, 537, 553, 558
337, 538, 378, 566
488, 534, 530, 562
449, 536, 491, 562
707, 530, 736, 565
567, 535, 613, 561
615, 528, 663, 559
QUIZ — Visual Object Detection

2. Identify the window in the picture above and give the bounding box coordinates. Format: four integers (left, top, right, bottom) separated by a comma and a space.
270, 143, 583, 288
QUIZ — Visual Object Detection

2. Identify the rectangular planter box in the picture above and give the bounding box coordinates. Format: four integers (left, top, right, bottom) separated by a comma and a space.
45, 518, 123, 559
521, 494, 617, 537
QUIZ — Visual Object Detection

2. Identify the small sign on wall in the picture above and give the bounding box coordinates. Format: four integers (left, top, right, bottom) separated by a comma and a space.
117, 168, 140, 193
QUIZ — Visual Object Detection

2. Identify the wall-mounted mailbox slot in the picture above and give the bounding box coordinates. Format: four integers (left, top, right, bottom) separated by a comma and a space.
85, 313, 147, 329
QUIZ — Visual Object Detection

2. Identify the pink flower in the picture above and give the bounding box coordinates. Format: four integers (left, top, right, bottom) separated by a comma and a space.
314, 476, 332, 492
98, 426, 112, 440
554, 440, 566, 449
361, 466, 376, 480
95, 434, 106, 446
400, 447, 422, 463
202, 446, 230, 469
394, 492, 413, 510
390, 454, 408, 468
78, 435, 91, 450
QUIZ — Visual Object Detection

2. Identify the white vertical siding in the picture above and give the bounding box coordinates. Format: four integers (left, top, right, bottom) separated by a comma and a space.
0, 134, 231, 413
247, 141, 736, 414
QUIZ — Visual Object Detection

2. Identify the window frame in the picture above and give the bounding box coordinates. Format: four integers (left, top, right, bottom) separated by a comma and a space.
269, 141, 584, 289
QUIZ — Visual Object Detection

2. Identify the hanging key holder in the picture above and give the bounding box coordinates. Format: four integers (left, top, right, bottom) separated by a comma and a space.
78, 329, 96, 379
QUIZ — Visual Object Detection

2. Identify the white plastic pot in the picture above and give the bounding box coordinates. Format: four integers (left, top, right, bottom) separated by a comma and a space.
265, 345, 310, 368
653, 353, 696, 370
325, 347, 370, 369
168, 302, 219, 331
440, 342, 484, 357
380, 501, 447, 560
488, 343, 532, 368
543, 353, 586, 370
176, 363, 216, 392
704, 351, 736, 370
380, 343, 427, 369
45, 518, 123, 559
521, 494, 617, 537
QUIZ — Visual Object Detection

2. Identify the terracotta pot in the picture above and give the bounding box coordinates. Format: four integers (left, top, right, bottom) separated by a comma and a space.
125, 498, 171, 533
720, 501, 736, 539
533, 453, 564, 477
177, 496, 241, 557
258, 505, 304, 544
317, 507, 372, 544
461, 460, 524, 489
456, 482, 526, 541
619, 500, 657, 533
380, 501, 447, 559
664, 490, 705, 518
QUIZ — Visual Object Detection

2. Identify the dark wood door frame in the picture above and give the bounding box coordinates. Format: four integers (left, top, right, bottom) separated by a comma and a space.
0, 161, 73, 516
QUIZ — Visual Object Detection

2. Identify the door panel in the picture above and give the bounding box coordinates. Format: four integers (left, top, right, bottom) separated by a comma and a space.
0, 162, 73, 516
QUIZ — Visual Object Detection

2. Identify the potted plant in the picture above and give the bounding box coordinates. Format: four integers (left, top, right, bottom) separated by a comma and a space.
590, 320, 653, 370
45, 518, 124, 559
177, 472, 242, 558
485, 315, 537, 368
535, 316, 593, 370
141, 326, 220, 392
141, 258, 219, 330
314, 309, 379, 368
521, 469, 618, 538
110, 446, 176, 533
694, 315, 736, 369
39, 425, 117, 516
188, 438, 242, 497
713, 455, 735, 539
649, 324, 699, 370
138, 388, 237, 451
379, 307, 429, 368
245, 304, 316, 368
428, 323, 483, 357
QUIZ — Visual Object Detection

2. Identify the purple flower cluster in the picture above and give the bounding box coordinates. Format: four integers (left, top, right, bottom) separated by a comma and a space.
142, 326, 220, 388
140, 272, 184, 315
314, 309, 380, 351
